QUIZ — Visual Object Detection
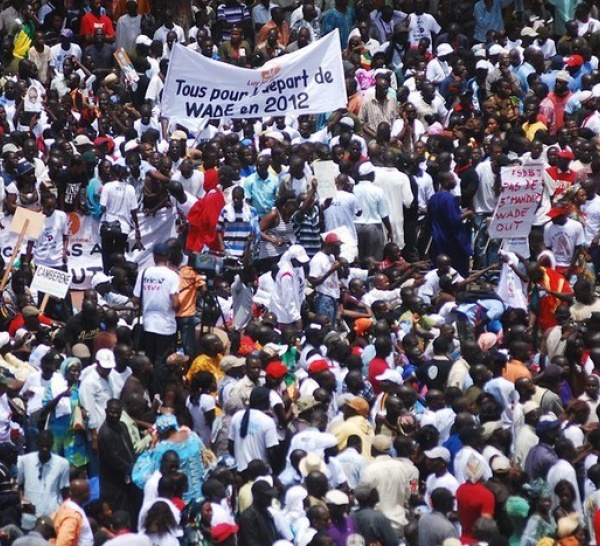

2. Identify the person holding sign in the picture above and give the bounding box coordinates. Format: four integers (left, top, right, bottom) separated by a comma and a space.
23, 194, 72, 321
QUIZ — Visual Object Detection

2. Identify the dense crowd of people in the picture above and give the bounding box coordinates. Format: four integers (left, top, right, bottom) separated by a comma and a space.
3, 0, 600, 543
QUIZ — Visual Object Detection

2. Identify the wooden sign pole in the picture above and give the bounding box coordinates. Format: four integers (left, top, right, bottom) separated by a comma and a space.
39, 293, 50, 315
0, 219, 30, 291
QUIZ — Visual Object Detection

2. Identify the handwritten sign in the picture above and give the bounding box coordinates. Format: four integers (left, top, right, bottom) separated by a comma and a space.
488, 165, 544, 239
31, 265, 72, 299
313, 160, 338, 201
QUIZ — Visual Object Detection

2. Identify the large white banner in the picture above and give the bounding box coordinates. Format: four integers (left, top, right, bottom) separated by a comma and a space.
0, 209, 177, 290
488, 164, 544, 239
162, 31, 347, 121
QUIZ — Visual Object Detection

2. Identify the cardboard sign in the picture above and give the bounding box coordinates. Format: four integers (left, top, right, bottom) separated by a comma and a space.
114, 47, 139, 86
313, 160, 338, 201
10, 207, 44, 239
31, 265, 72, 299
488, 165, 544, 239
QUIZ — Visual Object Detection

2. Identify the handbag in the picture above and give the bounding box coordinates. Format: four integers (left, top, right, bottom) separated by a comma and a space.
100, 220, 122, 237
132, 270, 145, 351
72, 405, 86, 431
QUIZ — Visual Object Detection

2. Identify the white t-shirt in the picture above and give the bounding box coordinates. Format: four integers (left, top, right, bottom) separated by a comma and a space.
100, 181, 137, 235
582, 195, 600, 244
543, 218, 585, 267
186, 393, 216, 445
34, 210, 68, 267
229, 408, 279, 472
134, 265, 180, 335
172, 170, 205, 199
323, 191, 360, 241
50, 43, 82, 72
407, 12, 441, 46
309, 251, 340, 298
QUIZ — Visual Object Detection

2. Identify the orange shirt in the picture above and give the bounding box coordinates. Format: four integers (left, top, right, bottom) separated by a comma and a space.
177, 265, 205, 318
503, 359, 532, 383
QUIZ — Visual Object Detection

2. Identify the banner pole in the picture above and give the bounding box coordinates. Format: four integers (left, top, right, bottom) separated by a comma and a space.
0, 219, 30, 291
39, 293, 50, 314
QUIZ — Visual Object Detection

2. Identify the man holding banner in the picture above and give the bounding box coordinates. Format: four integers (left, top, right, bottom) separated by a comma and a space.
23, 193, 72, 321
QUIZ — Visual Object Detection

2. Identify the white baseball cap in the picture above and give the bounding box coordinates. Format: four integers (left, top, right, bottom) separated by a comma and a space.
96, 348, 116, 369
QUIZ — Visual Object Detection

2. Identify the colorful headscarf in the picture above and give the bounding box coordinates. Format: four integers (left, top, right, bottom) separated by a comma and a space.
60, 357, 82, 378
156, 414, 179, 434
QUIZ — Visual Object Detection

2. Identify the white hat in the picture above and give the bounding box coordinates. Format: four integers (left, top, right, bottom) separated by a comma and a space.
491, 455, 511, 472
488, 44, 503, 56
436, 43, 454, 57
264, 130, 284, 143
339, 116, 355, 128
580, 90, 594, 103
0, 332, 9, 350
263, 342, 287, 356
135, 34, 152, 46
91, 272, 113, 288
74, 135, 92, 147
358, 161, 375, 177
375, 369, 403, 385
96, 348, 116, 369
2, 143, 19, 154
556, 70, 571, 83
325, 490, 350, 505
476, 59, 489, 70
424, 446, 451, 462
285, 244, 310, 264
299, 453, 327, 476
124, 140, 140, 153
521, 26, 538, 37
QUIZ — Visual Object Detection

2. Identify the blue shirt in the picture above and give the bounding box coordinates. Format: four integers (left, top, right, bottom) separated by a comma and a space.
321, 6, 355, 47
243, 172, 279, 217
473, 0, 511, 42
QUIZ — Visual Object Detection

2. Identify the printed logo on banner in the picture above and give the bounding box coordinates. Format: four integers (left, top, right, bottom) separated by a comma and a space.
261, 65, 281, 83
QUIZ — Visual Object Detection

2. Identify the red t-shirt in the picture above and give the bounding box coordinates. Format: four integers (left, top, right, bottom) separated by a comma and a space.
368, 357, 389, 395
456, 482, 495, 544
79, 13, 115, 37
8, 313, 53, 337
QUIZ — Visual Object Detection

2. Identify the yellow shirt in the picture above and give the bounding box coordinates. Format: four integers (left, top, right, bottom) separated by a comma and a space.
523, 120, 548, 141
186, 353, 223, 383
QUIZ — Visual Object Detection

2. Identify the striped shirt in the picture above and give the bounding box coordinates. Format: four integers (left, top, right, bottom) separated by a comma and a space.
216, 3, 251, 41
293, 205, 322, 258
217, 206, 258, 259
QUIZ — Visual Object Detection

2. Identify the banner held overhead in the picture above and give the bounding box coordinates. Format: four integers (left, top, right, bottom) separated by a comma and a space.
162, 30, 347, 121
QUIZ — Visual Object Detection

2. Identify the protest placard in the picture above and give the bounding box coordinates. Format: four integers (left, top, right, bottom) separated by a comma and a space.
488, 165, 544, 239
313, 160, 338, 201
162, 31, 346, 121
31, 265, 72, 299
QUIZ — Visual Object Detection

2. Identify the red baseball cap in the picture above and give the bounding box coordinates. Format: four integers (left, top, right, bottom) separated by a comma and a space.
556, 149, 575, 160
308, 359, 331, 374
324, 232, 342, 244
211, 523, 239, 544
547, 203, 572, 219
265, 361, 287, 379
566, 54, 584, 68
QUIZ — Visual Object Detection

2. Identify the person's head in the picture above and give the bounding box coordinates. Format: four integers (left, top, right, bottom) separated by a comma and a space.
251, 479, 278, 509
430, 487, 454, 514
159, 450, 180, 476
143, 501, 177, 535
305, 470, 329, 498
105, 399, 122, 426
245, 354, 262, 383
307, 504, 331, 531
37, 430, 54, 464
70, 479, 91, 507
585, 374, 600, 401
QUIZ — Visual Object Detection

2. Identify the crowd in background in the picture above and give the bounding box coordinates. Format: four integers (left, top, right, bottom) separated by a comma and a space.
3, 0, 600, 544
